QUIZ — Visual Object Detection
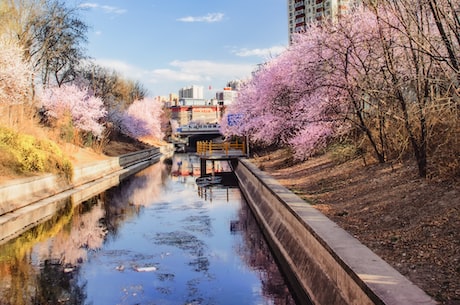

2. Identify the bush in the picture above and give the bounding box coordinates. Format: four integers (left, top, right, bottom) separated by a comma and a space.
0, 126, 73, 180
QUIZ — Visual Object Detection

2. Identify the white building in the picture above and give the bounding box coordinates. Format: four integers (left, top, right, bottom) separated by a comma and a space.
287, 0, 354, 42
215, 87, 238, 105
179, 85, 204, 99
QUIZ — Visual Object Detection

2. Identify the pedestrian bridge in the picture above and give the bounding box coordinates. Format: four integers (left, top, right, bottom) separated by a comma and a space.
196, 140, 246, 158
176, 123, 221, 136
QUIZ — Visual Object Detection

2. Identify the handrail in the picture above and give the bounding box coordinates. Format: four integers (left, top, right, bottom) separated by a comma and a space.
196, 140, 245, 156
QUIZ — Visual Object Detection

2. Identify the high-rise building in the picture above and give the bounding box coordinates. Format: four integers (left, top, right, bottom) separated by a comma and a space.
287, 0, 353, 42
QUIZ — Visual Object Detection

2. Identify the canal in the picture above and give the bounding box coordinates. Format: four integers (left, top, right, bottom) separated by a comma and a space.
0, 154, 299, 305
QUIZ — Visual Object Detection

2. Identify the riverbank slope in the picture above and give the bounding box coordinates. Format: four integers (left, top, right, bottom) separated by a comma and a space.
251, 149, 459, 305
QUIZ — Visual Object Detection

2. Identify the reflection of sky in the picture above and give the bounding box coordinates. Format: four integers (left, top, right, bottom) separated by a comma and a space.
0, 155, 295, 305
79, 160, 279, 305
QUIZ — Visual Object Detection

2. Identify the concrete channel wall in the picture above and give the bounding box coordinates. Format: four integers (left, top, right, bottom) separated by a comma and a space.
234, 158, 436, 305
0, 147, 167, 244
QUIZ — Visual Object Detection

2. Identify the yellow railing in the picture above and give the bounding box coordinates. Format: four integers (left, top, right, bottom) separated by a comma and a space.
196, 140, 246, 156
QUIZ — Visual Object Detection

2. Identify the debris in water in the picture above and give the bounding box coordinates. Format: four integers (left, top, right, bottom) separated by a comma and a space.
133, 265, 157, 272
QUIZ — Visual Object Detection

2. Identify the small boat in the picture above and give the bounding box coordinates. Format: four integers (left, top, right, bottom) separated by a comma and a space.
196, 175, 222, 187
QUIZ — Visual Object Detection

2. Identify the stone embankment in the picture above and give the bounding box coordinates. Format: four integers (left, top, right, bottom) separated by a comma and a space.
234, 158, 436, 305
0, 146, 171, 244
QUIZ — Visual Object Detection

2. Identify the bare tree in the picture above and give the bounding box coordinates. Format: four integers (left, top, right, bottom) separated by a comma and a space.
365, 0, 459, 177
31, 0, 87, 87
6, 0, 87, 88
78, 63, 148, 110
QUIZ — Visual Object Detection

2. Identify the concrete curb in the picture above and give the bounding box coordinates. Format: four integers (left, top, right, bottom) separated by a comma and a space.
234, 158, 437, 305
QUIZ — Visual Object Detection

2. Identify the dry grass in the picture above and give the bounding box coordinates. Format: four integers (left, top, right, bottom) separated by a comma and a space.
252, 148, 460, 304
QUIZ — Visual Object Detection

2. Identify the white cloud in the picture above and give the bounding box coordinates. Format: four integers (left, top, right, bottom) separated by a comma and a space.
177, 13, 224, 23
93, 58, 255, 97
79, 3, 127, 15
160, 60, 253, 82
94, 59, 145, 79
233, 45, 286, 59
79, 3, 98, 9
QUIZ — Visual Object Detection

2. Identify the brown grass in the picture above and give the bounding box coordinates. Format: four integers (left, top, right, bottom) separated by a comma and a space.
252, 148, 459, 304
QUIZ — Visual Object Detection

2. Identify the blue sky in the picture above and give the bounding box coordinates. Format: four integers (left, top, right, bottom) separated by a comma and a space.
73, 0, 288, 98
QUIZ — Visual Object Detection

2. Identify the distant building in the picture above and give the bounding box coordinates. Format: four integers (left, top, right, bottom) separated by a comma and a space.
179, 85, 203, 99
215, 87, 238, 106
156, 94, 179, 107
287, 0, 355, 42
169, 84, 239, 127
170, 105, 223, 126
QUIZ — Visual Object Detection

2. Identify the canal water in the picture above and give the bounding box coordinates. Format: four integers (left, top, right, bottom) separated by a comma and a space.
0, 154, 298, 305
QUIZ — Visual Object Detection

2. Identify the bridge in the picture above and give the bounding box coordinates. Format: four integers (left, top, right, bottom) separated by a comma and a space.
176, 123, 222, 136
196, 140, 246, 158
196, 139, 247, 181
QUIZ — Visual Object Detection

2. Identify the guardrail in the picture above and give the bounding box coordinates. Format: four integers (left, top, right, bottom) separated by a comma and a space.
178, 124, 220, 132
196, 140, 246, 156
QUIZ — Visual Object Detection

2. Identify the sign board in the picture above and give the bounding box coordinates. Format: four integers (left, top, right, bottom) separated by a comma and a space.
227, 114, 242, 126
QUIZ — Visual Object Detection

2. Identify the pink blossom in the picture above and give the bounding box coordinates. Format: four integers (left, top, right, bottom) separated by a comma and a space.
40, 84, 107, 136
0, 40, 32, 105
121, 98, 164, 140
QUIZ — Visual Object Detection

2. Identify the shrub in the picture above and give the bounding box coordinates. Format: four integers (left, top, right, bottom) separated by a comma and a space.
0, 126, 73, 180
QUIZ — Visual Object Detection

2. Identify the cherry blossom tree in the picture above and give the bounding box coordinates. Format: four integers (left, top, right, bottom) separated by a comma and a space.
39, 84, 107, 137
0, 39, 33, 126
361, 0, 460, 177
224, 2, 459, 177
0, 39, 32, 106
121, 98, 164, 142
222, 23, 352, 160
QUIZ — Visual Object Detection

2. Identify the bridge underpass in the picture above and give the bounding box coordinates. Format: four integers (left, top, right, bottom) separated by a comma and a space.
174, 124, 223, 152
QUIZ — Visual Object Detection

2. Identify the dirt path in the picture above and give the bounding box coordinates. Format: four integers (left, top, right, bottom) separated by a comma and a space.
251, 149, 459, 305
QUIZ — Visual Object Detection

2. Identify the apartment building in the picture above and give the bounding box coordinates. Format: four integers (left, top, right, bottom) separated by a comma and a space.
288, 0, 353, 42
215, 87, 238, 106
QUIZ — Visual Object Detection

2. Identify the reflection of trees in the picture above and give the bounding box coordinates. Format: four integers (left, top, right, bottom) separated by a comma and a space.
36, 198, 107, 265
0, 197, 101, 305
31, 261, 87, 305
0, 199, 74, 305
103, 161, 166, 236
0, 161, 169, 304
0, 254, 37, 305
236, 202, 298, 305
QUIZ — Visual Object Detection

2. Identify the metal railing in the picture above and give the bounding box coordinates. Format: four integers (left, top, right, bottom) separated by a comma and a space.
196, 140, 246, 156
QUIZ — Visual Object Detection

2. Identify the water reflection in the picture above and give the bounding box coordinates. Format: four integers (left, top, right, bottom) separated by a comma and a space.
0, 161, 168, 305
236, 203, 298, 305
0, 155, 297, 305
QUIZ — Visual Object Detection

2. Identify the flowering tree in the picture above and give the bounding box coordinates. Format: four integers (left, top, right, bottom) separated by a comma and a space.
121, 98, 164, 142
224, 2, 459, 177
0, 39, 31, 106
361, 0, 460, 177
40, 84, 107, 137
222, 24, 352, 160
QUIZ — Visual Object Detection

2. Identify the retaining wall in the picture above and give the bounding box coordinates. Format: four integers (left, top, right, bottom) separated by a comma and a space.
0, 148, 162, 216
0, 147, 165, 243
234, 158, 436, 305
